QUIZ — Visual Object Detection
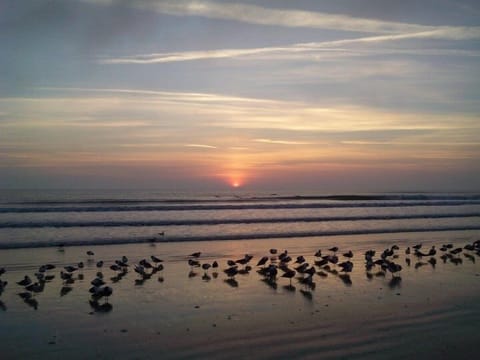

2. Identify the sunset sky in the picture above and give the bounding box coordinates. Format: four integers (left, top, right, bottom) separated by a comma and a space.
1, 0, 479, 192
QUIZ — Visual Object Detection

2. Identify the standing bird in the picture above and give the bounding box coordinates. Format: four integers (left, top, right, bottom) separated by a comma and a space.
17, 276, 32, 287
257, 256, 269, 267
151, 255, 163, 264
329, 247, 339, 254
281, 269, 296, 286
295, 255, 306, 264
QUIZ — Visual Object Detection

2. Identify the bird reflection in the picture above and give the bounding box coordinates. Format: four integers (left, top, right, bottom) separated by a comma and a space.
282, 284, 296, 292
224, 278, 239, 288
300, 289, 313, 301
388, 276, 402, 289
89, 300, 113, 313
60, 286, 72, 297
261, 278, 278, 290
24, 297, 39, 310
339, 274, 352, 286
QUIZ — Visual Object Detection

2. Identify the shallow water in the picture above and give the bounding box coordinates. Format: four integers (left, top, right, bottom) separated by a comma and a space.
1, 231, 479, 359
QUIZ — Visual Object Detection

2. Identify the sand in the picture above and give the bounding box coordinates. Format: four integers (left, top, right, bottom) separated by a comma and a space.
0, 231, 479, 359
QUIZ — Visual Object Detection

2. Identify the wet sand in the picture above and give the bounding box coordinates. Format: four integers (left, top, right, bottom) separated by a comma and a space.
0, 230, 479, 359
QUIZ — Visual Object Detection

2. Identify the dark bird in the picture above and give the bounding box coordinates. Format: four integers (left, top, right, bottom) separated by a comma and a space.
64, 265, 77, 273
212, 261, 219, 268
295, 263, 309, 273
110, 264, 122, 271
202, 263, 211, 271
235, 256, 252, 266
257, 256, 269, 267
189, 252, 201, 258
188, 259, 200, 268
91, 278, 105, 287
227, 260, 236, 267
343, 250, 354, 258
91, 286, 113, 301
314, 250, 322, 257
25, 282, 44, 293
295, 255, 306, 264
278, 250, 288, 261
281, 269, 296, 285
0, 267, 6, 276
224, 266, 238, 278
387, 262, 402, 276
269, 248, 278, 255
139, 259, 153, 269
151, 255, 163, 263
96, 261, 104, 268
329, 247, 339, 253
450, 248, 462, 255
87, 250, 95, 256
17, 276, 32, 287
339, 261, 353, 273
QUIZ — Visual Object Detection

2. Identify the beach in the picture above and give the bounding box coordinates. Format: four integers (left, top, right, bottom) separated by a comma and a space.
1, 230, 479, 359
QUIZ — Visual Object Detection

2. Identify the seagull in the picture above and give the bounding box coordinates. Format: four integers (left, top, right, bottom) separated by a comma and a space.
17, 276, 32, 287
257, 256, 269, 267
329, 246, 339, 254
281, 269, 296, 286
64, 265, 78, 273
295, 255, 306, 264
202, 263, 211, 271
151, 255, 163, 263
224, 266, 238, 278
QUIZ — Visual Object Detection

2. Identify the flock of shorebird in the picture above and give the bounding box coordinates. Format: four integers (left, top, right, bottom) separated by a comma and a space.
0, 240, 479, 311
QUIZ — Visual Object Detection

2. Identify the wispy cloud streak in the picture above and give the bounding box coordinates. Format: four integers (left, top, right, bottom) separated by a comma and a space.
100, 30, 480, 65
185, 144, 217, 149
86, 0, 441, 34
254, 139, 312, 145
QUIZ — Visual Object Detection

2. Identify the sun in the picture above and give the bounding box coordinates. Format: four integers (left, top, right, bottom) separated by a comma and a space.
232, 181, 241, 188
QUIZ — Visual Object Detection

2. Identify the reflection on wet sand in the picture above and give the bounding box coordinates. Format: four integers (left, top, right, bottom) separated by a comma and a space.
0, 240, 479, 315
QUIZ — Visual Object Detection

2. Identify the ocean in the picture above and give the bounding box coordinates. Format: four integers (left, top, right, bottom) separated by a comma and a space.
1, 189, 479, 249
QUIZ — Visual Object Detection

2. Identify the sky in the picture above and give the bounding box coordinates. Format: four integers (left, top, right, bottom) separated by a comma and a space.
1, 0, 479, 192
